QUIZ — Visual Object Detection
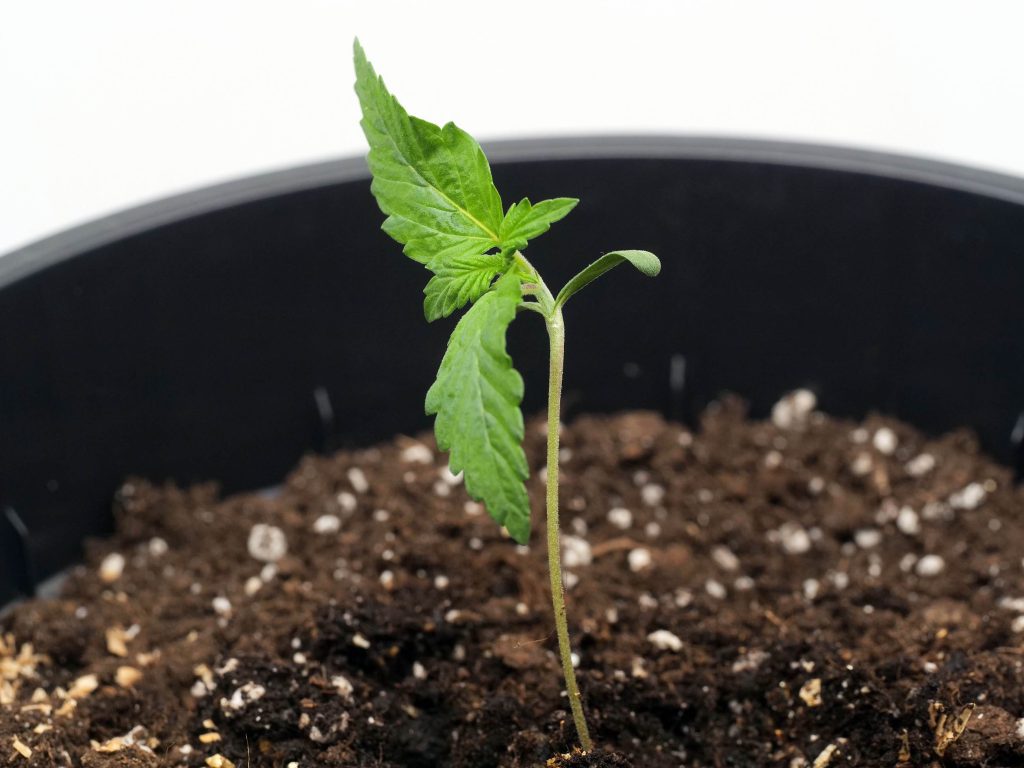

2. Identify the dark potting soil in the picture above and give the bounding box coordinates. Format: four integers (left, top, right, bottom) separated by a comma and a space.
3, 396, 1024, 768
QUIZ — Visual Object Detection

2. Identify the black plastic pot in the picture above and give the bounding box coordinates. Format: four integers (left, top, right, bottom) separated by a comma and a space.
3, 136, 1023, 608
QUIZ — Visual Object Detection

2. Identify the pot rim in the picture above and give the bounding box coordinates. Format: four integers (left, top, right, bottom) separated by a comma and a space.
4, 134, 1024, 291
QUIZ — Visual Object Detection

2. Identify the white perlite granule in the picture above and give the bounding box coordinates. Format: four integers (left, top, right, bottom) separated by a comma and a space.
776, 522, 812, 555
607, 507, 633, 530
399, 443, 433, 464
731, 649, 769, 673
854, 529, 882, 549
705, 579, 727, 599
148, 537, 169, 556
896, 506, 920, 535
771, 389, 817, 430
247, 524, 287, 562
915, 554, 945, 577
872, 427, 898, 455
647, 629, 683, 652
829, 570, 850, 590
562, 536, 592, 568
212, 596, 232, 616
347, 467, 369, 493
439, 466, 463, 486
949, 482, 986, 510
905, 453, 936, 477
640, 484, 665, 506
998, 596, 1024, 612
99, 553, 126, 583
628, 548, 653, 572
336, 491, 357, 513
711, 545, 740, 571
332, 675, 354, 699
312, 514, 341, 534
223, 682, 266, 711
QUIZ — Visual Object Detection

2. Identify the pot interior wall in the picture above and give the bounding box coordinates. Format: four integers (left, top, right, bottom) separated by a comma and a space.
3, 139, 1023, 605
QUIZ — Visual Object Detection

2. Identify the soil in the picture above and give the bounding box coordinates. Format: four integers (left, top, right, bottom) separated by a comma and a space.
3, 396, 1024, 767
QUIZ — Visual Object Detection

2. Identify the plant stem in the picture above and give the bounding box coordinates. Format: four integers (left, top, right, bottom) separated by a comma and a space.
545, 307, 594, 752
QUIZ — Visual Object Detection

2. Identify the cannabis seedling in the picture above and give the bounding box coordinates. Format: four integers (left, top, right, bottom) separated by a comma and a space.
354, 40, 660, 751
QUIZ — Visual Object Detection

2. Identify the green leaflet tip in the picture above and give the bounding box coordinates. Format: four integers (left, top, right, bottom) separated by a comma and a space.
554, 250, 662, 308
353, 38, 379, 91
635, 250, 662, 277
506, 519, 530, 545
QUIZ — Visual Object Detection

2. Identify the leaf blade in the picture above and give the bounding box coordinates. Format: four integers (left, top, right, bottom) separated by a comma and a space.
554, 250, 661, 308
354, 40, 503, 266
500, 197, 578, 251
423, 251, 510, 321
425, 271, 530, 542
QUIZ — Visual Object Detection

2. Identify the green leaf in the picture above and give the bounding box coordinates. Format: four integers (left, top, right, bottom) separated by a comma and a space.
423, 251, 510, 321
425, 271, 530, 542
499, 198, 578, 250
554, 250, 661, 308
354, 40, 503, 266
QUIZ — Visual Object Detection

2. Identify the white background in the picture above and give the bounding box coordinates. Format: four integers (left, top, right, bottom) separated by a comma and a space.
2, 1, 1023, 256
